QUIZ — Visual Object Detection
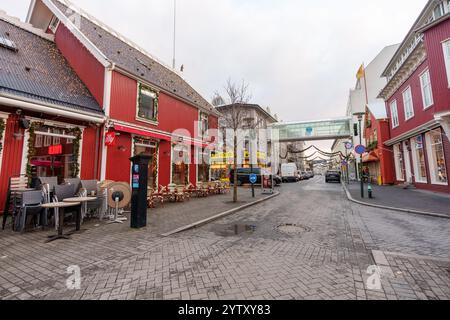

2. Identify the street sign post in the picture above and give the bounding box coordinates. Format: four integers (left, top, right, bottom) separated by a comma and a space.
249, 173, 258, 185
355, 145, 366, 155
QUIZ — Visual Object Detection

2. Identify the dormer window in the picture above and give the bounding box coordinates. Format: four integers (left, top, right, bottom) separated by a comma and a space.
137, 84, 159, 123
48, 16, 60, 33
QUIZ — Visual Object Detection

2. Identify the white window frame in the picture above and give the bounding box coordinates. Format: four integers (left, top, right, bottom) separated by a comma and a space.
390, 100, 399, 128
425, 131, 448, 185
420, 69, 434, 109
410, 136, 428, 183
393, 143, 405, 181
48, 15, 60, 33
402, 86, 415, 120
35, 134, 43, 148
442, 40, 450, 88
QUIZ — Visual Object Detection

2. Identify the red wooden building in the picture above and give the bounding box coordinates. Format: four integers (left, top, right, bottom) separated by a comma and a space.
362, 101, 395, 185
28, 0, 219, 187
0, 0, 219, 212
379, 0, 450, 194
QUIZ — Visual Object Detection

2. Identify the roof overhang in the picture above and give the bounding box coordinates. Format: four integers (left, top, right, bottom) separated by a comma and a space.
0, 93, 105, 123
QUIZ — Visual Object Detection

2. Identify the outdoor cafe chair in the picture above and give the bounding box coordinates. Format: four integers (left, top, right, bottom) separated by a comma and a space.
147, 187, 164, 208
2, 175, 32, 230
64, 178, 82, 195
80, 180, 104, 218
16, 190, 45, 233
175, 186, 186, 202
39, 177, 58, 193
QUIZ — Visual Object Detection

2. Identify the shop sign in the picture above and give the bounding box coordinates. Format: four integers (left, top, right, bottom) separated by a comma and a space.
48, 144, 63, 155
105, 132, 116, 147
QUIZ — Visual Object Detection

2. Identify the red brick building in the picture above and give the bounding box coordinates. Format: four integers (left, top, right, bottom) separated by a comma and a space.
0, 0, 219, 212
362, 101, 395, 185
379, 0, 450, 194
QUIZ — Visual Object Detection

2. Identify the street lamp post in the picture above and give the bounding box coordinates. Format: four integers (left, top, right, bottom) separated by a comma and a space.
354, 112, 365, 199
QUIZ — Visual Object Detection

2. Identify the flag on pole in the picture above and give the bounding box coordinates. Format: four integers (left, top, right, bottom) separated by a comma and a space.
356, 64, 365, 80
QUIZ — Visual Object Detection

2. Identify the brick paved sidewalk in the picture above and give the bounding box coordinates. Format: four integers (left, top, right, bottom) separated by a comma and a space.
347, 182, 450, 216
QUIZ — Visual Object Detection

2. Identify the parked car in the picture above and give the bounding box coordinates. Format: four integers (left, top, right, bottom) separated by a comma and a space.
300, 172, 309, 180
230, 168, 262, 186
273, 175, 282, 186
325, 170, 341, 183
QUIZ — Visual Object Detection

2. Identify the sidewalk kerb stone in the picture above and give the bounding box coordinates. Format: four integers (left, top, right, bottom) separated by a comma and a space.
161, 192, 280, 237
342, 182, 450, 219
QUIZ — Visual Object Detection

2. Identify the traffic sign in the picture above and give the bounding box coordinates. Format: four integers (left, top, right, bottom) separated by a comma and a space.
345, 142, 353, 150
249, 173, 258, 184
355, 145, 366, 155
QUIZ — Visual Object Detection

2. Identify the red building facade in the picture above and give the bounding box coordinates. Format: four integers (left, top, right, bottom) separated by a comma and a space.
363, 102, 395, 185
379, 0, 450, 194
0, 0, 219, 213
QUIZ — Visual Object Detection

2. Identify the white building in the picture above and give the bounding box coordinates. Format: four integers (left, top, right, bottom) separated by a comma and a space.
333, 44, 400, 180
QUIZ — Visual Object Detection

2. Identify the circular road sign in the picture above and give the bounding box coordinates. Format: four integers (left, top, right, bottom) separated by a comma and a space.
355, 145, 366, 155
345, 142, 353, 150
249, 173, 258, 184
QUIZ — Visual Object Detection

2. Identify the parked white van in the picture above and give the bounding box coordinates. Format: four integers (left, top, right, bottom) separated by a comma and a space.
281, 163, 298, 183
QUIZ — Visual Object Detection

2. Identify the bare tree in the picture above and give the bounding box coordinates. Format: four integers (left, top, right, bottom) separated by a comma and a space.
213, 79, 260, 203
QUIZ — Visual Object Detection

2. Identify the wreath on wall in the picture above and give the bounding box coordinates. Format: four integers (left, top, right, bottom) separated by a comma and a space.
0, 119, 5, 154
26, 122, 82, 178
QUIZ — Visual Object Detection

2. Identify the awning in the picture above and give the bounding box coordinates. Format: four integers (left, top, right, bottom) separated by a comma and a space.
362, 151, 379, 163
113, 124, 215, 149
113, 124, 171, 141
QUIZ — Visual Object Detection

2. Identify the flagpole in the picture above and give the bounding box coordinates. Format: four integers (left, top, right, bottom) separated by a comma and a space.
172, 0, 177, 70
363, 62, 369, 105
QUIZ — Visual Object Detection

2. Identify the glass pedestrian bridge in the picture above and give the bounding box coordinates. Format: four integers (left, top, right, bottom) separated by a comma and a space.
270, 117, 352, 142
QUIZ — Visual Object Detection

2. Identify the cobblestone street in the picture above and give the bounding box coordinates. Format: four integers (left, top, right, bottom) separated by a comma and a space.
0, 177, 449, 300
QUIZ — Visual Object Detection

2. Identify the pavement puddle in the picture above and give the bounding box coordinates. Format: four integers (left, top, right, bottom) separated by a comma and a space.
213, 224, 257, 237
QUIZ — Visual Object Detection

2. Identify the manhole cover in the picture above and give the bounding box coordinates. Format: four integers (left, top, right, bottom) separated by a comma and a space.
276, 224, 311, 235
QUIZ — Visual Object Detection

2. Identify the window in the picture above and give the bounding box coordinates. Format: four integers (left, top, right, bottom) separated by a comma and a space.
43, 135, 52, 147
402, 87, 415, 120
48, 16, 60, 33
53, 129, 61, 145
0, 36, 18, 52
35, 135, 43, 148
393, 144, 405, 181
171, 144, 190, 185
425, 130, 448, 185
390, 100, 399, 128
420, 70, 434, 109
199, 112, 209, 138
197, 148, 210, 183
443, 40, 450, 87
433, 2, 445, 19
31, 125, 78, 183
137, 84, 158, 122
411, 135, 428, 183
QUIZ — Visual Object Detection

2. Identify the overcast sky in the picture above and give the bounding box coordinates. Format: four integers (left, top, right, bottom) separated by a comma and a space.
0, 0, 428, 151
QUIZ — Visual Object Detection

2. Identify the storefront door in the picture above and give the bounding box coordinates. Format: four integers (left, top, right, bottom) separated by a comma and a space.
134, 137, 158, 189
403, 141, 412, 183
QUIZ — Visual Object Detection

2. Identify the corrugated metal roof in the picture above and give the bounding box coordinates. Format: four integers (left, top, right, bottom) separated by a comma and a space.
51, 0, 216, 115
0, 18, 103, 115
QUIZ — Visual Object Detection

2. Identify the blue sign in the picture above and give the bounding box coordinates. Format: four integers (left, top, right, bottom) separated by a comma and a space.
342, 160, 348, 166
345, 142, 353, 150
249, 173, 258, 184
355, 145, 366, 155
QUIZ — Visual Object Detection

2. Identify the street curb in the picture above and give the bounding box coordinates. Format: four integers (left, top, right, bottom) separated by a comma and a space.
161, 192, 281, 237
342, 182, 450, 219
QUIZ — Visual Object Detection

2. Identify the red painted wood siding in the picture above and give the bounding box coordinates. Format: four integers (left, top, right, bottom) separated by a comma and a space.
110, 71, 212, 137
158, 141, 171, 186
386, 60, 435, 138
105, 132, 132, 183
80, 127, 98, 180
423, 18, 450, 114
0, 115, 25, 213
54, 24, 105, 107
